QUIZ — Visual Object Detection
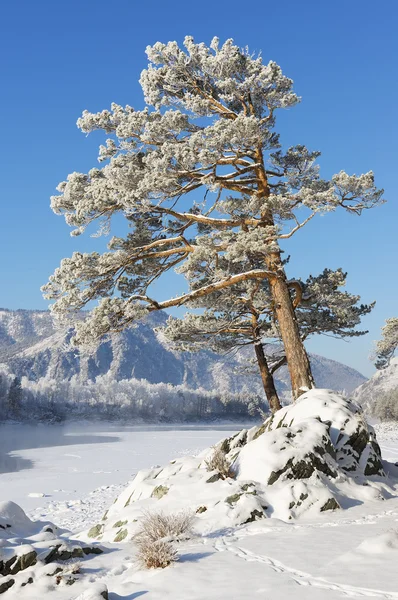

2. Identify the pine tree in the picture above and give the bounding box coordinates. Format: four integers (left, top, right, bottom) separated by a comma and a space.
162, 268, 374, 412
42, 37, 384, 399
374, 318, 398, 369
8, 376, 22, 417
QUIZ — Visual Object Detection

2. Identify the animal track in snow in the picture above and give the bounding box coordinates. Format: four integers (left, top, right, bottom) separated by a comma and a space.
214, 536, 398, 598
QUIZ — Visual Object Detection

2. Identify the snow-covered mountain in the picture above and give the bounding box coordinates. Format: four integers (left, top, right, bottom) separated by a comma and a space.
352, 357, 398, 413
0, 308, 366, 395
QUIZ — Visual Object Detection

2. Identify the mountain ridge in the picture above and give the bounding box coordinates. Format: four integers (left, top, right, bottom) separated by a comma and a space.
0, 308, 367, 398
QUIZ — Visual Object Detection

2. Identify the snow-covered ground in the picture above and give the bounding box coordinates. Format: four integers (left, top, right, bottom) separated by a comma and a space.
1, 416, 398, 599
0, 422, 244, 531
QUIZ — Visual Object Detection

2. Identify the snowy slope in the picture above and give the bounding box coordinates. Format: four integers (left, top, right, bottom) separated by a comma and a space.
353, 357, 398, 412
0, 308, 366, 395
1, 391, 398, 600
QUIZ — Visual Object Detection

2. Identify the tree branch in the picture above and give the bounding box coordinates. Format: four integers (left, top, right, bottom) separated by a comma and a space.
130, 269, 275, 311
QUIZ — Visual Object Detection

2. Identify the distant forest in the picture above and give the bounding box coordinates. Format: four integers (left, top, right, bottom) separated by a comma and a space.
0, 365, 265, 423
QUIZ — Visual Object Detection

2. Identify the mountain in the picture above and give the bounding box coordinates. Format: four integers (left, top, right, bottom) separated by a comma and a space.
352, 358, 398, 413
0, 308, 366, 396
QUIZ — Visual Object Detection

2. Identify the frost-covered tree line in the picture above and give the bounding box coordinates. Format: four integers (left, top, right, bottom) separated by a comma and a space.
368, 318, 398, 421
0, 364, 264, 423
372, 388, 398, 422
42, 37, 383, 408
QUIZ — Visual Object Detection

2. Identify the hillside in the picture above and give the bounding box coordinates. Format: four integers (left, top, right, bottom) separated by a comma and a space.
352, 357, 398, 413
0, 308, 366, 398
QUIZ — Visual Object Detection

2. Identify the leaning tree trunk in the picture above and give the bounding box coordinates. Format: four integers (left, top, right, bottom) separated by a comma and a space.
255, 150, 315, 400
253, 341, 282, 413
269, 274, 314, 399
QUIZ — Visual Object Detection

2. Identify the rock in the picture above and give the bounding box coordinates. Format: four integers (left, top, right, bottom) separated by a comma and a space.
320, 498, 341, 512
237, 419, 338, 487
151, 485, 169, 499
0, 501, 34, 535
87, 524, 103, 539
113, 520, 128, 528
82, 546, 103, 555
225, 493, 242, 505
206, 473, 222, 483
47, 567, 63, 576
244, 509, 265, 523
113, 529, 128, 542
0, 548, 37, 576
43, 544, 86, 564
0, 578, 14, 594
95, 390, 391, 534
263, 390, 385, 478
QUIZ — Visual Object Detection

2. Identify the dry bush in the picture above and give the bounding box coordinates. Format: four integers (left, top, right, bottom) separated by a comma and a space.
205, 446, 234, 479
135, 509, 194, 543
136, 536, 178, 569
134, 510, 194, 570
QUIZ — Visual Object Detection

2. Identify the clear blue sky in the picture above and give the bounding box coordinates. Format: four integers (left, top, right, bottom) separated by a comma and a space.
1, 0, 397, 377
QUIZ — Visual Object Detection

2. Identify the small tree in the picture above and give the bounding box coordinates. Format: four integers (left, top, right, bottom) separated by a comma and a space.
42, 37, 384, 399
374, 317, 398, 369
8, 376, 22, 417
163, 268, 374, 412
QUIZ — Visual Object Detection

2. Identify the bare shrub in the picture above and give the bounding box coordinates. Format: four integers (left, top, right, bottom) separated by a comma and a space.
205, 446, 234, 479
134, 510, 194, 570
136, 536, 178, 569
135, 509, 194, 543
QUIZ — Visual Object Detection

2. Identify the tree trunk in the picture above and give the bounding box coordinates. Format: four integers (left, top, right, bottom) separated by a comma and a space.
254, 341, 282, 413
269, 273, 314, 399
255, 149, 315, 400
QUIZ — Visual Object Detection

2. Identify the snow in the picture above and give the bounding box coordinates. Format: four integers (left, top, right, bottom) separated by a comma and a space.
2, 393, 398, 599
354, 356, 398, 410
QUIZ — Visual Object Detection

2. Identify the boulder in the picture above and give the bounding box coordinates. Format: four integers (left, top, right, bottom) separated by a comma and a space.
0, 546, 37, 576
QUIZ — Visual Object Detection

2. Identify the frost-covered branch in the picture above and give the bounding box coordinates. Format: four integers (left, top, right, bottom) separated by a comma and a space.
43, 36, 384, 399
374, 318, 398, 369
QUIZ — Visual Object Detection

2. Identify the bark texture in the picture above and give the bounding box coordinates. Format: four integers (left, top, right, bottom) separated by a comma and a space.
254, 342, 282, 413
270, 275, 315, 399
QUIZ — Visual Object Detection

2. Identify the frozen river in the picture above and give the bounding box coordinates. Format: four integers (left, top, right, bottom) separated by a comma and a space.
1, 420, 397, 533
0, 422, 246, 527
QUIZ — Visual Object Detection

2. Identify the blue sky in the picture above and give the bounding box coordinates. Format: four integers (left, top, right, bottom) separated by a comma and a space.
0, 0, 397, 377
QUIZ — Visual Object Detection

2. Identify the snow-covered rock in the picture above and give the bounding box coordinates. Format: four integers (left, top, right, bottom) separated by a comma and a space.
83, 390, 391, 544
0, 502, 103, 595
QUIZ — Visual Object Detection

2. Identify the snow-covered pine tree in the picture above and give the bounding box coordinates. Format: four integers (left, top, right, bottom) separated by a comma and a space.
42, 37, 384, 399
374, 317, 398, 369
162, 268, 374, 412
7, 376, 22, 417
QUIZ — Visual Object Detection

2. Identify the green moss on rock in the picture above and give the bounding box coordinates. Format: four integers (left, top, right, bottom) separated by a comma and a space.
113, 520, 128, 528
114, 528, 128, 542
225, 493, 242, 505
87, 524, 103, 539
151, 485, 169, 499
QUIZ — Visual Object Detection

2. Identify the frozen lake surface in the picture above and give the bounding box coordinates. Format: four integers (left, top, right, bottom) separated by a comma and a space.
0, 422, 247, 527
